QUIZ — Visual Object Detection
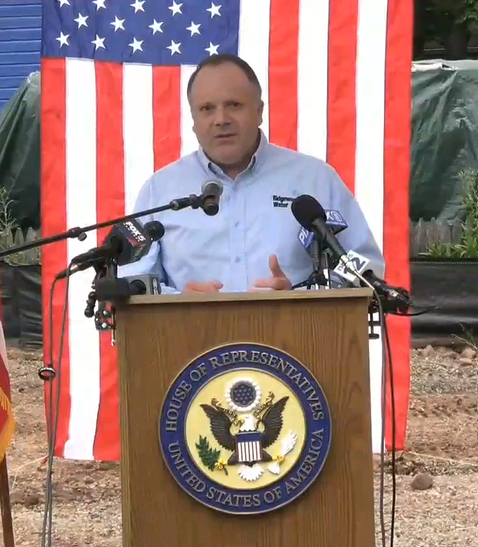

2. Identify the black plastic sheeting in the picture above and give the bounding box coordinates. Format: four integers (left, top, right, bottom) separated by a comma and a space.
0, 262, 476, 349
411, 60, 478, 222
410, 259, 478, 347
0, 264, 42, 349
0, 72, 40, 230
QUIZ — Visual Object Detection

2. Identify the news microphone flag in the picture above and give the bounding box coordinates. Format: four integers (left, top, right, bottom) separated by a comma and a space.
0, 321, 14, 462
297, 209, 348, 252
40, 0, 412, 460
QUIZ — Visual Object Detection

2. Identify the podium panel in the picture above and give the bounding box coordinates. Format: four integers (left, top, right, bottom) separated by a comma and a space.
115, 289, 375, 547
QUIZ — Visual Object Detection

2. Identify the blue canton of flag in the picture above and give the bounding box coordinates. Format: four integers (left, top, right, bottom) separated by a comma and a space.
41, 0, 240, 66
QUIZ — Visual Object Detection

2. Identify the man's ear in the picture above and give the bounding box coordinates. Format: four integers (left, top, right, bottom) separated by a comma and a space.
257, 100, 264, 126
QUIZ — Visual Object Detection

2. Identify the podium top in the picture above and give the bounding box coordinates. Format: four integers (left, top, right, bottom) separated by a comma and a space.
128, 287, 373, 306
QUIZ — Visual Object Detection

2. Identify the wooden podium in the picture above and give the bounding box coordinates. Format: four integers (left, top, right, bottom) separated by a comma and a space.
115, 288, 376, 547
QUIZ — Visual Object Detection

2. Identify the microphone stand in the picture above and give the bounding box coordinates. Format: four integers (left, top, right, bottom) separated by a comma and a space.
296, 235, 329, 290
5, 193, 209, 380
0, 193, 206, 261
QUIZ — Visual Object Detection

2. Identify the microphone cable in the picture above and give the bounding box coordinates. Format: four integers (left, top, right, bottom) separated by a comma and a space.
373, 292, 397, 547
351, 271, 396, 547
40, 263, 74, 547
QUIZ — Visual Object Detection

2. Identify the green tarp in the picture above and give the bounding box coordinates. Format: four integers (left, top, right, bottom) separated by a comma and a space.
411, 59, 478, 222
0, 71, 40, 230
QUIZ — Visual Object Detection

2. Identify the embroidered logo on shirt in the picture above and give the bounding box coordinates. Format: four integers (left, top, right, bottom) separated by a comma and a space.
272, 195, 294, 208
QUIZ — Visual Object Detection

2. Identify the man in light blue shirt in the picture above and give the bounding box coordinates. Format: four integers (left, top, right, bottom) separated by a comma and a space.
119, 54, 384, 294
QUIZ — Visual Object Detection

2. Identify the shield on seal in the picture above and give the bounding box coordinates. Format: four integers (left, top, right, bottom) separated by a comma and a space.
235, 431, 263, 463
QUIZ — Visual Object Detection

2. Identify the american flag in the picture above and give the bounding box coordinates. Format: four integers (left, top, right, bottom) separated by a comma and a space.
40, 0, 413, 461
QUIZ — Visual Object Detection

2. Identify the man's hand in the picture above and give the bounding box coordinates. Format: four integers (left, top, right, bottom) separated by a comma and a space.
183, 280, 223, 293
252, 254, 292, 291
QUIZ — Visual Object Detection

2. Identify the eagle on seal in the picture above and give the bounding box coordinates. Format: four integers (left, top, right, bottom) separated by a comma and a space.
199, 396, 289, 481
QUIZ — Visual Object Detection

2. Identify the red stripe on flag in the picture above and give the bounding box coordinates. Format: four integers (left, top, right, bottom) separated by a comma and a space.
153, 67, 181, 171
268, 0, 299, 150
383, 0, 413, 451
40, 58, 71, 457
93, 62, 125, 461
326, 0, 358, 192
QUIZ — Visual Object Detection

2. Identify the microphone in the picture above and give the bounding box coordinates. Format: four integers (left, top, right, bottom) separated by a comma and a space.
292, 195, 355, 273
95, 273, 162, 302
322, 236, 412, 310
56, 220, 165, 280
200, 180, 223, 216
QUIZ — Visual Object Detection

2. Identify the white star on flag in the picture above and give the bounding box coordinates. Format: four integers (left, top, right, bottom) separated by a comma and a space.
111, 16, 125, 31
92, 0, 106, 10
149, 20, 164, 34
57, 0, 70, 6
56, 32, 69, 47
186, 22, 201, 36
130, 0, 145, 13
206, 2, 221, 18
167, 40, 181, 55
91, 35, 106, 50
168, 1, 183, 16
205, 42, 219, 55
74, 14, 89, 29
129, 38, 144, 53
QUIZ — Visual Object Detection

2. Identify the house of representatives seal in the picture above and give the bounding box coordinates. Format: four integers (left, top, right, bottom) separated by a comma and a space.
158, 343, 332, 515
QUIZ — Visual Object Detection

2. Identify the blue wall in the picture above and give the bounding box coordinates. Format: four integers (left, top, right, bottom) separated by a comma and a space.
0, 0, 41, 112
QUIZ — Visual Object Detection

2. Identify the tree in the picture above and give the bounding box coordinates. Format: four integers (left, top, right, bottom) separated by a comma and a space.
414, 0, 478, 59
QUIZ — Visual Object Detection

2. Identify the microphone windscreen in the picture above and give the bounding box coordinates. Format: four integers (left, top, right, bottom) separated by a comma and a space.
291, 195, 327, 230
144, 220, 165, 241
201, 180, 223, 197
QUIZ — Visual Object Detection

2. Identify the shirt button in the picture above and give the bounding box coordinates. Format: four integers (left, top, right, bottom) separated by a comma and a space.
235, 257, 241, 263
234, 221, 240, 227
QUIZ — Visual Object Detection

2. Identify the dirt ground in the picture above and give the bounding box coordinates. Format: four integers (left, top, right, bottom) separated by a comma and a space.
3, 344, 478, 547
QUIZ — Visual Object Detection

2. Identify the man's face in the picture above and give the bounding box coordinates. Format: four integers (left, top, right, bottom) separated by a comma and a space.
189, 62, 264, 170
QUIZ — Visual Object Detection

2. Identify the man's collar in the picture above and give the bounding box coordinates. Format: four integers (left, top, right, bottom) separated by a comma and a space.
197, 129, 269, 177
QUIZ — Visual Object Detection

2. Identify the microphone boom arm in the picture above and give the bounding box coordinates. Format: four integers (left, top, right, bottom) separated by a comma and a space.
0, 193, 205, 261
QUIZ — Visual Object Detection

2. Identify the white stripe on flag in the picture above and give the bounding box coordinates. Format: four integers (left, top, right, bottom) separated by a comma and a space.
297, 0, 330, 160
123, 63, 155, 213
238, 0, 271, 139
64, 58, 101, 460
180, 65, 199, 157
355, 0, 389, 454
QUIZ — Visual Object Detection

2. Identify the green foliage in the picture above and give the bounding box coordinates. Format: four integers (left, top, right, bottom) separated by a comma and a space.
417, 0, 478, 56
452, 325, 478, 351
423, 169, 478, 259
0, 185, 40, 265
195, 436, 228, 475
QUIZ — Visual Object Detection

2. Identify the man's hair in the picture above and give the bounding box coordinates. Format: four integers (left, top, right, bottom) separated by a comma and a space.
187, 54, 262, 99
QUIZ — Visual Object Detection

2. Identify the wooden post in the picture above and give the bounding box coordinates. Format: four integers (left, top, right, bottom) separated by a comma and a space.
0, 456, 15, 547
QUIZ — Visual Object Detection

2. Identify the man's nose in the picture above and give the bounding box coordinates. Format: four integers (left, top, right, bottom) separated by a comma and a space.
213, 106, 231, 125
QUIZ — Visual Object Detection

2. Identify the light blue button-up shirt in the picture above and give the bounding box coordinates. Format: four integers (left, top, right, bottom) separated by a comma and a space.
118, 132, 385, 294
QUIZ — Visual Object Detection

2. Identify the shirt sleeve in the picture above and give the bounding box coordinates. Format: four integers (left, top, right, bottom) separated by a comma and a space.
117, 177, 181, 295
323, 164, 386, 278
